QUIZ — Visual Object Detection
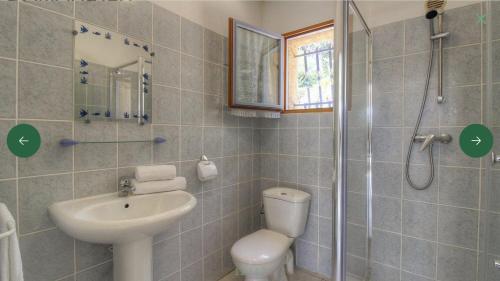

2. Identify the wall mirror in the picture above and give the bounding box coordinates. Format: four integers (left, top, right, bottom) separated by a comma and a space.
74, 20, 153, 124
228, 18, 284, 111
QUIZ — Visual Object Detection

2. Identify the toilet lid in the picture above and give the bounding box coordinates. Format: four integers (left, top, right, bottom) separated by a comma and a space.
231, 229, 291, 265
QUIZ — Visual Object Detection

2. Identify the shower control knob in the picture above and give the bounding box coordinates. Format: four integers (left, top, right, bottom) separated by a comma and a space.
491, 152, 500, 164
437, 96, 445, 103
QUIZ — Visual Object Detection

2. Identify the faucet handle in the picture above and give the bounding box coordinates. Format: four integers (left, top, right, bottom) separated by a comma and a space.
419, 134, 435, 151
119, 177, 131, 187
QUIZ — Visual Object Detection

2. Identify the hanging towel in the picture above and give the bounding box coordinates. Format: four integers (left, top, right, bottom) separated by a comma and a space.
131, 177, 187, 195
0, 203, 23, 281
135, 165, 176, 182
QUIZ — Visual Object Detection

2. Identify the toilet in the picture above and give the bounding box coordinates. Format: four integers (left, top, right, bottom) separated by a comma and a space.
231, 187, 311, 281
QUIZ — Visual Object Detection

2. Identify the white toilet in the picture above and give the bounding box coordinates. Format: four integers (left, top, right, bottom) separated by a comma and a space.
231, 187, 311, 281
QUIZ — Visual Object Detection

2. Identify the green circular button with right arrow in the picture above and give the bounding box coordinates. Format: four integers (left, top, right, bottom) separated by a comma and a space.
7, 123, 41, 158
459, 124, 493, 158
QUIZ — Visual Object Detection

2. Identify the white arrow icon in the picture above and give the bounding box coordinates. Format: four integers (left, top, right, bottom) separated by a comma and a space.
471, 136, 481, 146
19, 136, 29, 146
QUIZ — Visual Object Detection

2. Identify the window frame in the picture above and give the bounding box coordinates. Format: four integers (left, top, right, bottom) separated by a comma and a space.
228, 17, 284, 112
282, 19, 335, 113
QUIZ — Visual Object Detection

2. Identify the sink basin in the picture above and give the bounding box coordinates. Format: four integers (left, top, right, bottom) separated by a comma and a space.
49, 190, 197, 281
49, 190, 196, 244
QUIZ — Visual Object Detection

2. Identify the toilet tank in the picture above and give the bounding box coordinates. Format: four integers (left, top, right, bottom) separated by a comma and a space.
263, 187, 311, 238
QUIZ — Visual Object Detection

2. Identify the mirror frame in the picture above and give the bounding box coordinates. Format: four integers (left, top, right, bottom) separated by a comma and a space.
228, 18, 284, 111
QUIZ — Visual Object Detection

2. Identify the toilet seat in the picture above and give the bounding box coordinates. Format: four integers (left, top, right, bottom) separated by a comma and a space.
231, 229, 292, 265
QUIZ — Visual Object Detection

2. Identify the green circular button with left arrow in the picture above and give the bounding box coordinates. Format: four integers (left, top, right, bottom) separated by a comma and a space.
7, 124, 41, 158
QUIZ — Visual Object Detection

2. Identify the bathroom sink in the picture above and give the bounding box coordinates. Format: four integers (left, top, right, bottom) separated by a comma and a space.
49, 190, 197, 281
49, 190, 196, 244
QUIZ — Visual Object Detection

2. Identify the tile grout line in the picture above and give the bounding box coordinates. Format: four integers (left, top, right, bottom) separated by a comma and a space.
400, 19, 407, 280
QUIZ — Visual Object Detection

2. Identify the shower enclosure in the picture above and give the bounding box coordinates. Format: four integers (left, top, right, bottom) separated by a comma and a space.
334, 1, 372, 281
334, 1, 500, 281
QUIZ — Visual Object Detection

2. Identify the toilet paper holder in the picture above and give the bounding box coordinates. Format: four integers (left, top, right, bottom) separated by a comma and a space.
197, 155, 218, 181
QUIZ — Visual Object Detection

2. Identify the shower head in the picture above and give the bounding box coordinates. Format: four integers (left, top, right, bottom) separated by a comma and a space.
425, 0, 446, 19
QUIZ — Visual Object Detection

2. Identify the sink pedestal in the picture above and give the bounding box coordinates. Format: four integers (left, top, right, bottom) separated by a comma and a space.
49, 191, 197, 281
114, 237, 153, 281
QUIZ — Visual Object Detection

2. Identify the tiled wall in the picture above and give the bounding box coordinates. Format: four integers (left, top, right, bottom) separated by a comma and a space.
3, 2, 497, 281
0, 2, 260, 281
255, 112, 335, 278
349, 3, 486, 281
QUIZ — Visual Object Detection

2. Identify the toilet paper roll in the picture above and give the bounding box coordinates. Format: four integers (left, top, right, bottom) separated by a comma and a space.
197, 160, 218, 181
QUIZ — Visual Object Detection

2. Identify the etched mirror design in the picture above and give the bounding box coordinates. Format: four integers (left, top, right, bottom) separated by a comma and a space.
74, 20, 152, 124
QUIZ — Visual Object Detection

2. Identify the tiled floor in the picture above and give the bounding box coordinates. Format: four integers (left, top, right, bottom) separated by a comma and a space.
219, 269, 329, 281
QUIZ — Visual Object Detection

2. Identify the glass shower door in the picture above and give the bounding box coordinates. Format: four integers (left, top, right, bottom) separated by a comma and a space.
480, 2, 500, 281
334, 1, 372, 280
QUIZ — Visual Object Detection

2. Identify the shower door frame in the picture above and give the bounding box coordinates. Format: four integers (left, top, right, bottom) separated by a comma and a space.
333, 1, 373, 280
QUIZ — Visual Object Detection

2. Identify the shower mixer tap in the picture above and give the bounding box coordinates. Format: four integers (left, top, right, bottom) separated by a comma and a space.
414, 134, 452, 151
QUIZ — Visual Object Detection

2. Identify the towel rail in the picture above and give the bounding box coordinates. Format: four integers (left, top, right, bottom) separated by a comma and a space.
59, 137, 166, 147
0, 224, 15, 240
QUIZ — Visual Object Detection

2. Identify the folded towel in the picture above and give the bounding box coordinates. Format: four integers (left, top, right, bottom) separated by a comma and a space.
135, 165, 176, 182
132, 177, 187, 195
0, 203, 23, 281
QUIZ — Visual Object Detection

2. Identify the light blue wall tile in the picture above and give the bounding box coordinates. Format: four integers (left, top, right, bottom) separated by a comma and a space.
153, 45, 180, 88
373, 21, 404, 60
19, 174, 73, 234
18, 62, 73, 120
153, 235, 180, 281
76, 2, 118, 31
0, 1, 17, 59
0, 58, 16, 119
153, 5, 180, 50
0, 120, 16, 179
19, 4, 73, 68
118, 2, 152, 42
181, 18, 203, 59
20, 229, 74, 281
76, 261, 113, 281
437, 244, 477, 281
18, 121, 73, 177
75, 241, 112, 271
74, 169, 116, 198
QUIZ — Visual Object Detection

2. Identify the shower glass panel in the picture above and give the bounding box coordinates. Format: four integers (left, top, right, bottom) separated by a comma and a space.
334, 1, 372, 281
479, 2, 500, 281
345, 8, 371, 281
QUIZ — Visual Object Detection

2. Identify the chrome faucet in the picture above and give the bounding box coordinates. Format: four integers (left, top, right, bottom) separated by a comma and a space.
118, 177, 136, 197
414, 133, 452, 151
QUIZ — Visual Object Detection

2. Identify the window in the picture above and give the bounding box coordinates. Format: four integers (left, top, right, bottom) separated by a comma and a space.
283, 20, 334, 112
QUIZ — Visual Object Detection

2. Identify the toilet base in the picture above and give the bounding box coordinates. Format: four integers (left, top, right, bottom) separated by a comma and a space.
243, 265, 288, 281
242, 253, 292, 281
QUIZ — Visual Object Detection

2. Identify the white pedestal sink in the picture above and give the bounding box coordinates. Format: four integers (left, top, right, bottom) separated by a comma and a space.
49, 191, 197, 281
